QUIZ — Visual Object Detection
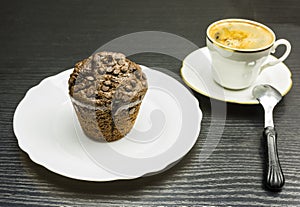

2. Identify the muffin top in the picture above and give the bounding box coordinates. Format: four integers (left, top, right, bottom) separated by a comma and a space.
68, 52, 148, 108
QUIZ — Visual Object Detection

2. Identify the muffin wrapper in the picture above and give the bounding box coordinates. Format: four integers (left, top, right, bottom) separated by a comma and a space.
70, 97, 142, 142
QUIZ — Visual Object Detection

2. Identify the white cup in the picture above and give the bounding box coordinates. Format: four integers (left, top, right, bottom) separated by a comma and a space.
206, 19, 291, 90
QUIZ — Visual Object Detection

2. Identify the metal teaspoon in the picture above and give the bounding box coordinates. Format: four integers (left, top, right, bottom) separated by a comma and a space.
252, 84, 285, 190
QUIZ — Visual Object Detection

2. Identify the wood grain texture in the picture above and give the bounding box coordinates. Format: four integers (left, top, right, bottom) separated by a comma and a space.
1, 0, 300, 206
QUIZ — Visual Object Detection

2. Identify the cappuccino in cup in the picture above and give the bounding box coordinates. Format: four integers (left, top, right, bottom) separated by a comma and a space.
208, 21, 274, 50
206, 19, 291, 90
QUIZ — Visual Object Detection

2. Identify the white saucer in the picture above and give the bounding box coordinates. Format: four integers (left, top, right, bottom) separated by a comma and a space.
13, 66, 202, 181
181, 47, 293, 104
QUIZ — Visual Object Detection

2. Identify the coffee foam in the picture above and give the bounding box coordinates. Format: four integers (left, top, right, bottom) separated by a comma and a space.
209, 21, 274, 50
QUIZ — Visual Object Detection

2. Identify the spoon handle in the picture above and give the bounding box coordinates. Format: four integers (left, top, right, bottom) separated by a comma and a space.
263, 126, 285, 190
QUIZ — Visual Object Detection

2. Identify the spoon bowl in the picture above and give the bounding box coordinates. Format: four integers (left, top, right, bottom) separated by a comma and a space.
252, 84, 282, 101
253, 85, 282, 113
253, 84, 282, 128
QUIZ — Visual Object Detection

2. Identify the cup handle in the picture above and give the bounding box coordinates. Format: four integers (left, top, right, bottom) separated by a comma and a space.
261, 39, 291, 70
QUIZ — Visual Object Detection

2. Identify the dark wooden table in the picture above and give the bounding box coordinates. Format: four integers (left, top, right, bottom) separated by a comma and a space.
1, 0, 300, 206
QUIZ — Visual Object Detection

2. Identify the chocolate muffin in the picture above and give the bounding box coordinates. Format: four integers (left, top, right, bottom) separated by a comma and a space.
68, 52, 148, 142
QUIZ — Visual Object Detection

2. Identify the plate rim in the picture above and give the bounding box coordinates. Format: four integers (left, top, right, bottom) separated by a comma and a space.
13, 65, 202, 181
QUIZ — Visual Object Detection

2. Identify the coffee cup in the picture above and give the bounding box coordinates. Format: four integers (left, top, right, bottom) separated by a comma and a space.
206, 18, 291, 90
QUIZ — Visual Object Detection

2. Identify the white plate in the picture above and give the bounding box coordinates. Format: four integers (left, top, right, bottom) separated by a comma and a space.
181, 47, 293, 104
13, 66, 202, 181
